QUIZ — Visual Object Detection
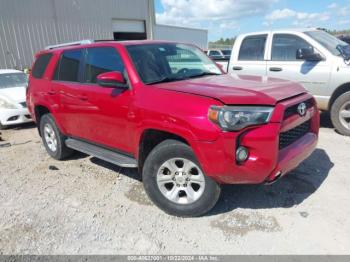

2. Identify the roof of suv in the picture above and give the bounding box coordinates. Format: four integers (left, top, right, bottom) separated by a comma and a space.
42, 39, 180, 53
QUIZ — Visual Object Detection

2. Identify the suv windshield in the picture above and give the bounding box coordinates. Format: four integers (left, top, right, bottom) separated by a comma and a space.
126, 43, 222, 84
0, 73, 28, 89
305, 30, 349, 56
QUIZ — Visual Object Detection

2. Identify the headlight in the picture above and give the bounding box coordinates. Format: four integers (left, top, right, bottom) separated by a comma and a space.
0, 97, 17, 109
208, 106, 274, 131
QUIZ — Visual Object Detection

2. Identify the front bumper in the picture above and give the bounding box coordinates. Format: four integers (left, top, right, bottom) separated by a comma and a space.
192, 93, 319, 184
0, 108, 33, 126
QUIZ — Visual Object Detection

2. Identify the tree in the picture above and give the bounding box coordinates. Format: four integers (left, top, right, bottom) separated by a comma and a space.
209, 37, 236, 47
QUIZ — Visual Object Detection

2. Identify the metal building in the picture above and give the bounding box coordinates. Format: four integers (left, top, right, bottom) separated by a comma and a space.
0, 0, 208, 69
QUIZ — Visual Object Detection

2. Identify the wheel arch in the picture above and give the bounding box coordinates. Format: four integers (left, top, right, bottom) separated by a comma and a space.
329, 82, 350, 111
34, 105, 65, 136
137, 128, 190, 175
34, 105, 51, 136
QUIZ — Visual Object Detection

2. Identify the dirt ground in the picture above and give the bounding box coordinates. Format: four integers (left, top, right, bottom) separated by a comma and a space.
0, 114, 350, 255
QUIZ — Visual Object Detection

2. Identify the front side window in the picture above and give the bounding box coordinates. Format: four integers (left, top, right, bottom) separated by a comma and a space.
238, 35, 267, 61
126, 43, 221, 84
84, 47, 125, 83
271, 34, 314, 61
0, 73, 28, 89
54, 49, 82, 82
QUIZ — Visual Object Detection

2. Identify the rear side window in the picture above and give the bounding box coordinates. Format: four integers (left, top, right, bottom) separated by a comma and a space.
84, 47, 124, 83
32, 53, 53, 79
54, 49, 82, 82
238, 35, 267, 61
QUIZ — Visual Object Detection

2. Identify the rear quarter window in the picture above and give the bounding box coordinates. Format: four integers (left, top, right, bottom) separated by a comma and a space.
32, 53, 53, 79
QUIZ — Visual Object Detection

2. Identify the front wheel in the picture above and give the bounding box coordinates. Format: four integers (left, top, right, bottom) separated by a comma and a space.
142, 139, 221, 217
331, 92, 350, 136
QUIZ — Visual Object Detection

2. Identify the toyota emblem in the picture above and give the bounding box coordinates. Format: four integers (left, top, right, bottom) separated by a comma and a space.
297, 102, 307, 116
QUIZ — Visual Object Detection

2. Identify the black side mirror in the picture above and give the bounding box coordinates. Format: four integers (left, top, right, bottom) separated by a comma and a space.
296, 48, 323, 61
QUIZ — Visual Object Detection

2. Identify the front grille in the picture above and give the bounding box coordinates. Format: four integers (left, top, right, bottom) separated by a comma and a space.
284, 98, 313, 119
279, 121, 310, 150
20, 102, 27, 108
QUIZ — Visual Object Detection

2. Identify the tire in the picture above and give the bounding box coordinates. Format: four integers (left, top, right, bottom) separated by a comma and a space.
142, 139, 221, 217
39, 113, 73, 160
0, 122, 7, 130
330, 92, 350, 136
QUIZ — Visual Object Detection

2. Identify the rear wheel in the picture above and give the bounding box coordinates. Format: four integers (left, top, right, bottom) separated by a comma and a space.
142, 139, 221, 217
39, 114, 73, 160
331, 92, 350, 136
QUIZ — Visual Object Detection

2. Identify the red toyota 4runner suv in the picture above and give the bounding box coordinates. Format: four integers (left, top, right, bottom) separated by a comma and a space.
27, 40, 319, 217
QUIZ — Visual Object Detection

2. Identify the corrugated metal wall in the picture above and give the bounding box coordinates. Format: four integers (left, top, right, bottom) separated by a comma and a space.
154, 24, 208, 49
0, 0, 151, 69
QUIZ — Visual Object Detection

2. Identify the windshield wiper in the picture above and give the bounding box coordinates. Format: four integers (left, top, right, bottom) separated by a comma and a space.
145, 72, 221, 84
145, 76, 182, 85
187, 71, 221, 79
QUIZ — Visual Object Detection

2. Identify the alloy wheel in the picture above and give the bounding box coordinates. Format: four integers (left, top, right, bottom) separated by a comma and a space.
156, 158, 205, 205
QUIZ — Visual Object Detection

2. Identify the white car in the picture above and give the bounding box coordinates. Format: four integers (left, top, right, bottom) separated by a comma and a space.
0, 69, 32, 129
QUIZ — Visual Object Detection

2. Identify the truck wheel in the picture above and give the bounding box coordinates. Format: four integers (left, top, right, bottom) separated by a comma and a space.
39, 113, 73, 160
142, 139, 221, 217
331, 92, 350, 136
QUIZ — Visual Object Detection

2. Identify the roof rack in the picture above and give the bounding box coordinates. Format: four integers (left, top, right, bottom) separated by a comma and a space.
45, 39, 94, 50
94, 39, 115, 42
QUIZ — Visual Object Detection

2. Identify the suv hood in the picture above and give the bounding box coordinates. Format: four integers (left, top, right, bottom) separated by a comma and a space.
154, 74, 306, 105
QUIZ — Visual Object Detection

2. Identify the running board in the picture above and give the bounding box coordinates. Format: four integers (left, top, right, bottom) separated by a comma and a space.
65, 138, 138, 168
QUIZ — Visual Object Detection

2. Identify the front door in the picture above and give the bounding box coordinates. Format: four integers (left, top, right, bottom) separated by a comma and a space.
266, 33, 331, 96
75, 46, 134, 154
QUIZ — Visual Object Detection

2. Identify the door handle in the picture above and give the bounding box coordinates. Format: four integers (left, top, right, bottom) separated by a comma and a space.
79, 95, 88, 101
269, 67, 283, 72
232, 66, 243, 71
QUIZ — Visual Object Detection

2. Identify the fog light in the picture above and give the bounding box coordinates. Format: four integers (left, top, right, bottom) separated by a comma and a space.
236, 146, 249, 163
7, 115, 19, 121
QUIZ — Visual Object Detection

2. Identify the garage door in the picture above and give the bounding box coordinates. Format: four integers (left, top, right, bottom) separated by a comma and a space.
112, 19, 147, 40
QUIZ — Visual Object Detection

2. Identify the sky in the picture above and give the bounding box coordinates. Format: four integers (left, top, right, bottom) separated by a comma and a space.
154, 0, 350, 41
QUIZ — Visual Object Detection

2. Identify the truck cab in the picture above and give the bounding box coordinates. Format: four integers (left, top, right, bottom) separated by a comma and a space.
228, 28, 350, 135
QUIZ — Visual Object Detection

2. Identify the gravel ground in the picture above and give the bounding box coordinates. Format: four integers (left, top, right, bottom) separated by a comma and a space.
0, 114, 350, 255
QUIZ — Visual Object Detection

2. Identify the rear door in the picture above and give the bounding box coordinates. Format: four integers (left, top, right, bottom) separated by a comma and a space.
229, 34, 268, 76
51, 48, 86, 136
266, 33, 331, 96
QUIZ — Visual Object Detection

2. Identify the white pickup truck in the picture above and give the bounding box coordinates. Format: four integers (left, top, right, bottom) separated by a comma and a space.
228, 28, 350, 136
